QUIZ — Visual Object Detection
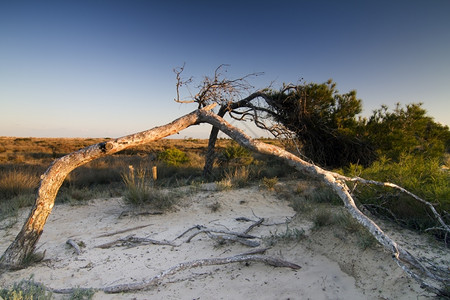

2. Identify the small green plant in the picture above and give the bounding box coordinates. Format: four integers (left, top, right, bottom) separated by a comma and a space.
158, 148, 189, 166
262, 177, 278, 190
0, 275, 52, 300
312, 209, 337, 229
356, 229, 377, 250
335, 211, 377, 249
208, 201, 221, 212
69, 287, 96, 300
219, 144, 253, 166
263, 225, 306, 246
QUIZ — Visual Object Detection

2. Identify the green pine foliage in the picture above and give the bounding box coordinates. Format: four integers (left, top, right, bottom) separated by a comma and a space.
365, 103, 450, 162
345, 154, 449, 232
158, 148, 189, 166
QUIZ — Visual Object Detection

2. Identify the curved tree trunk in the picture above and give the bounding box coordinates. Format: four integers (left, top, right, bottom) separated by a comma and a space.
0, 105, 214, 269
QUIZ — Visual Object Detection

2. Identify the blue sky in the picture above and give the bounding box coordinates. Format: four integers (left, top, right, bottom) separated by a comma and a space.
1, 0, 449, 138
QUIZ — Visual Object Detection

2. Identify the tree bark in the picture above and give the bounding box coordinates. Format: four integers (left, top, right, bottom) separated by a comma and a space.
0, 105, 214, 270
202, 106, 227, 178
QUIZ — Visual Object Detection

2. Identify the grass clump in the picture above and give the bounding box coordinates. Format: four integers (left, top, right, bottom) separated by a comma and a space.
263, 224, 306, 246
0, 169, 39, 201
121, 165, 177, 210
0, 275, 52, 300
68, 287, 95, 300
262, 176, 278, 190
216, 166, 250, 190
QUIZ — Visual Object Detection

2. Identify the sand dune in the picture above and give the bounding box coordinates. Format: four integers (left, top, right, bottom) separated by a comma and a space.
0, 183, 443, 299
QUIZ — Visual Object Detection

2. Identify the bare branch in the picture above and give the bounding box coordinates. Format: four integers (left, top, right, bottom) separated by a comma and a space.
102, 253, 300, 293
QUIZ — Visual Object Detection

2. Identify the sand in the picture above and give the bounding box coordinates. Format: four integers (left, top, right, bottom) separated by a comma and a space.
0, 183, 445, 299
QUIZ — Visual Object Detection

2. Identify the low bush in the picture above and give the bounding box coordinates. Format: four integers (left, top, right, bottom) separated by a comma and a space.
0, 276, 52, 300
158, 148, 189, 166
344, 153, 450, 233
218, 144, 253, 166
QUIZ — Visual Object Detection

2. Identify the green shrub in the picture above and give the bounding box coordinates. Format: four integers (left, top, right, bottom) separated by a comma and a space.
219, 144, 253, 166
69, 287, 95, 300
0, 276, 52, 300
262, 176, 278, 190
158, 148, 189, 166
345, 154, 450, 232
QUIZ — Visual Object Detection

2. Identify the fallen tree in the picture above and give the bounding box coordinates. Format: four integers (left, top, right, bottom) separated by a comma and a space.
1, 106, 448, 296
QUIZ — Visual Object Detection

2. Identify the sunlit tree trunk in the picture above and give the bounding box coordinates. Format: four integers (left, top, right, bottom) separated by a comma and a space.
0, 106, 213, 269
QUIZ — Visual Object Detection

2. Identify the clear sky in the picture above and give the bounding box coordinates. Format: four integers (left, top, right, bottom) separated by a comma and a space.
1, 0, 449, 138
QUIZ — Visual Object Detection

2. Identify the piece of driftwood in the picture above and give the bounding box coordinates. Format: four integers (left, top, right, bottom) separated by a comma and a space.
95, 224, 152, 238
50, 249, 299, 294
242, 217, 264, 234
102, 253, 301, 293
96, 235, 176, 249
66, 239, 81, 255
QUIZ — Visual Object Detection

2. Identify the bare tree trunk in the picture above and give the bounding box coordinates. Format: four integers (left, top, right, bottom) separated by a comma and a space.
0, 105, 214, 270
202, 106, 227, 178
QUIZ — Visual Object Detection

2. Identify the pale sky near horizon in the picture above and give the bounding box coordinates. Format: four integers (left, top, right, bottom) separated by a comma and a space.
1, 1, 449, 139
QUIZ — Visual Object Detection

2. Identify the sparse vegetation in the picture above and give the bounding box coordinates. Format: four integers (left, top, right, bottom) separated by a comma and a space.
262, 176, 278, 190
0, 275, 52, 300
0, 275, 96, 300
0, 135, 448, 245
121, 164, 177, 210
263, 224, 306, 246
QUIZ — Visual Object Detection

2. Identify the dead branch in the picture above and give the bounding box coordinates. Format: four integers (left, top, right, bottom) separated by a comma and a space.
243, 217, 264, 235
175, 225, 205, 240
95, 224, 152, 238
66, 239, 81, 255
185, 229, 260, 247
95, 235, 176, 249
50, 250, 299, 295
102, 253, 300, 293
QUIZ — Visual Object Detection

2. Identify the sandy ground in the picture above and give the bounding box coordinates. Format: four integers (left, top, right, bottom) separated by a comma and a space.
0, 183, 446, 299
